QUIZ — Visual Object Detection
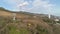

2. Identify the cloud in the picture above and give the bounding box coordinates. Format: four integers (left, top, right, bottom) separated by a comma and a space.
27, 0, 55, 14
17, 1, 29, 7
32, 0, 54, 10
3, 0, 25, 11
2, 0, 55, 13
17, 1, 29, 11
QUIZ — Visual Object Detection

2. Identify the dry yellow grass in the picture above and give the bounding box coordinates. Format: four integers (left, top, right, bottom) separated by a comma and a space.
0, 11, 12, 17
0, 10, 54, 34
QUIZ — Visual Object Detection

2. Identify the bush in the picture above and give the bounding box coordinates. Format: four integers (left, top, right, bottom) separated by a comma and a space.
36, 25, 48, 34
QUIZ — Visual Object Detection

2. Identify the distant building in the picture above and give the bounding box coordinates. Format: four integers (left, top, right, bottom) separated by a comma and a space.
54, 19, 59, 22
33, 16, 37, 18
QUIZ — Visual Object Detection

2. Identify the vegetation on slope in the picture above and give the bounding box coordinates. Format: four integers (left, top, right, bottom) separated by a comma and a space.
0, 7, 60, 34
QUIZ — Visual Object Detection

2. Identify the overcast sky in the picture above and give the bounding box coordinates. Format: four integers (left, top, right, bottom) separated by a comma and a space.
0, 0, 60, 16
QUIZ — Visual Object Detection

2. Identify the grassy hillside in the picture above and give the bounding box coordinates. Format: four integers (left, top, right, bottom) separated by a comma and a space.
0, 7, 60, 34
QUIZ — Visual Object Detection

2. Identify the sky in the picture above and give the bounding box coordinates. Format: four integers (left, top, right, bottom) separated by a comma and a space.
0, 0, 60, 16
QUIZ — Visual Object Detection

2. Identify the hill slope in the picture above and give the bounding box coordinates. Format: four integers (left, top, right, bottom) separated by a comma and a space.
0, 7, 60, 34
